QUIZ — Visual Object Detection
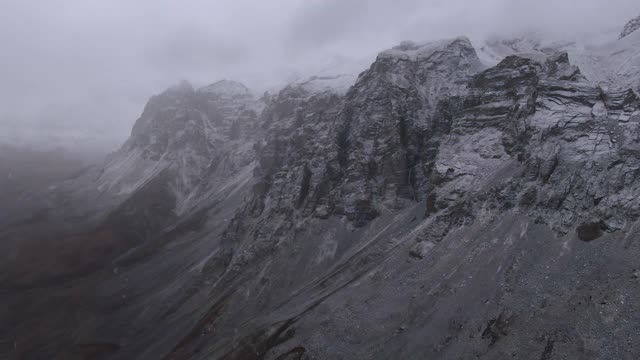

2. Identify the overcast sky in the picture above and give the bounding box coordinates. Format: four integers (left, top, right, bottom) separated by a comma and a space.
0, 0, 638, 151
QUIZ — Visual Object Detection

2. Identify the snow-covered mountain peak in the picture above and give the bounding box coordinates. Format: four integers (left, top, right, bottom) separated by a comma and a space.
472, 26, 640, 94
620, 14, 640, 39
198, 79, 251, 97
379, 36, 474, 61
476, 34, 580, 67
274, 53, 374, 97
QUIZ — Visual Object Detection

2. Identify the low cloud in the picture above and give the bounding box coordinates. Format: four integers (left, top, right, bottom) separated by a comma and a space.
0, 0, 638, 150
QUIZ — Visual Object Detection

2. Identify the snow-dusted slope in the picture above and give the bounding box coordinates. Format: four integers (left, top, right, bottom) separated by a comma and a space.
572, 28, 640, 93
476, 26, 640, 95
199, 79, 252, 98
283, 54, 374, 96
476, 35, 573, 67
70, 79, 265, 216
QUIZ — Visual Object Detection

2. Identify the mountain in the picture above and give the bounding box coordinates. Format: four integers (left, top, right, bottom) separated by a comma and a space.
2, 18, 640, 360
620, 15, 640, 39
94, 79, 263, 212
478, 26, 640, 95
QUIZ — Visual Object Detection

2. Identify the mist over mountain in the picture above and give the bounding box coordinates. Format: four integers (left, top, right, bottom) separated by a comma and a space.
1, 0, 638, 152
2, 2, 640, 360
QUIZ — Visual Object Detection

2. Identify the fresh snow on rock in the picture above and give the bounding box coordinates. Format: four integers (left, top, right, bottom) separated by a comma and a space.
380, 37, 475, 61
476, 35, 563, 67
198, 79, 251, 97
284, 54, 373, 95
570, 29, 640, 93
475, 29, 640, 95
50, 78, 267, 217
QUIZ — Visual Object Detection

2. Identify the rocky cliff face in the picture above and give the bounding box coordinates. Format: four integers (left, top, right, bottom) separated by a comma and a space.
3, 23, 640, 360
0, 79, 266, 357
163, 38, 640, 360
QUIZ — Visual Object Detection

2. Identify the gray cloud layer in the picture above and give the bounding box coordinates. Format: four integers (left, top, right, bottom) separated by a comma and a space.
0, 0, 638, 150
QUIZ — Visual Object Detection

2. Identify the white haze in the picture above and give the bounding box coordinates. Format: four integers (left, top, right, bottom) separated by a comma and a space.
0, 0, 638, 152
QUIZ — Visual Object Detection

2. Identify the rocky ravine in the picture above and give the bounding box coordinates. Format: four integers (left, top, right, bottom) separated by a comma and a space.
2, 22, 640, 360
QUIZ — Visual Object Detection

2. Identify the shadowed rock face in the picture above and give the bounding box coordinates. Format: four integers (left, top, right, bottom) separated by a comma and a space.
2, 31, 640, 360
